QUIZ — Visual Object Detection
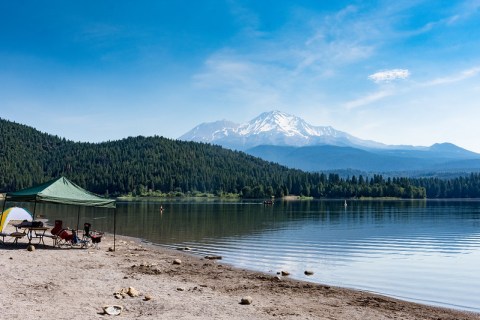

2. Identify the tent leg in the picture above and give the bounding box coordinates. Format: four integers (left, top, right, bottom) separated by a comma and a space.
0, 198, 7, 223
113, 208, 117, 252
33, 200, 37, 220
76, 206, 80, 233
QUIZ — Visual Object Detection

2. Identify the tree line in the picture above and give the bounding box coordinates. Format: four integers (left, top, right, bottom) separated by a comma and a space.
1, 118, 480, 199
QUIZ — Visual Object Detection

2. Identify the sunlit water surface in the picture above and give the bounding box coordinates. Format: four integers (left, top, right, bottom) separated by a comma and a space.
37, 199, 480, 312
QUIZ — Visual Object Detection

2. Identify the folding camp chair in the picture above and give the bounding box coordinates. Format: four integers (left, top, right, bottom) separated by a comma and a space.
82, 222, 103, 249
48, 220, 76, 247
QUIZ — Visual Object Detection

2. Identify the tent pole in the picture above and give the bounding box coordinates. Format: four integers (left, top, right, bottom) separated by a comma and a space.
76, 206, 80, 233
0, 197, 7, 222
113, 207, 117, 251
33, 200, 37, 220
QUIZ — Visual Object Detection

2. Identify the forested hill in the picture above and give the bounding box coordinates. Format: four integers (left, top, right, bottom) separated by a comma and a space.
1, 117, 478, 199
0, 118, 303, 196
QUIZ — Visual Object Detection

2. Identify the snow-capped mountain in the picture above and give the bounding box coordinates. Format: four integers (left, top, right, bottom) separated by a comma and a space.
179, 110, 385, 150
179, 110, 480, 173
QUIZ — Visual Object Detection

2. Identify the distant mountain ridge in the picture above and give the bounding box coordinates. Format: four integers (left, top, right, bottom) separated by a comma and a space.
4, 116, 480, 199
179, 111, 480, 173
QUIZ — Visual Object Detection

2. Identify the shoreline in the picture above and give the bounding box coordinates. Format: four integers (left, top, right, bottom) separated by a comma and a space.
1, 231, 479, 319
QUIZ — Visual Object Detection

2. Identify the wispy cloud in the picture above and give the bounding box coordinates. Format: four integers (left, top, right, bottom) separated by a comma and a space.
344, 90, 393, 109
193, 3, 389, 101
368, 69, 410, 83
294, 5, 381, 74
423, 67, 480, 86
192, 51, 286, 112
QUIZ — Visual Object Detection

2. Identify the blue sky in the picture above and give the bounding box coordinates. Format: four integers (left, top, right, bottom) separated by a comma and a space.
2, 1, 480, 151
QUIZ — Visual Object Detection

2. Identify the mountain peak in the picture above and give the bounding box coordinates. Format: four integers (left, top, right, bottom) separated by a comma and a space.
179, 110, 371, 150
238, 110, 309, 137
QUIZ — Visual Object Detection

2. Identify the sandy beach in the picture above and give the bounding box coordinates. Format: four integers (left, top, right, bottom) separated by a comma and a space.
1, 231, 479, 320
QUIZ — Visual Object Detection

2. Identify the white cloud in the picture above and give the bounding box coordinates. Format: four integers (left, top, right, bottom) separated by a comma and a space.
368, 69, 410, 83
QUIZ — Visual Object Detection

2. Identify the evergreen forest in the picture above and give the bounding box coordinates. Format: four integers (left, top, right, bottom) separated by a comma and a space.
1, 118, 480, 199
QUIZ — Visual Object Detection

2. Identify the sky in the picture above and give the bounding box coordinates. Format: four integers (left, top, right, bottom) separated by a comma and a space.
1, 0, 480, 152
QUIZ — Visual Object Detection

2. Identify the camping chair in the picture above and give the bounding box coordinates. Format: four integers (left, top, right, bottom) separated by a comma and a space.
82, 222, 103, 249
44, 220, 63, 246
56, 229, 75, 247
48, 220, 75, 247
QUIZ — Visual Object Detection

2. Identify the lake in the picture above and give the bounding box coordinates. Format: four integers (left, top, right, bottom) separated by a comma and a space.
37, 199, 480, 312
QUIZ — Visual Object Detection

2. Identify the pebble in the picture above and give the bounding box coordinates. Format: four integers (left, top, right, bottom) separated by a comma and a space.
281, 271, 290, 276
127, 286, 140, 297
27, 245, 35, 252
304, 270, 314, 276
144, 294, 153, 301
240, 296, 253, 305
173, 259, 182, 265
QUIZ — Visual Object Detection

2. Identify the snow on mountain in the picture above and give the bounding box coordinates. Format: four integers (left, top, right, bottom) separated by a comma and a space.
179, 120, 239, 143
179, 110, 385, 150
237, 111, 335, 138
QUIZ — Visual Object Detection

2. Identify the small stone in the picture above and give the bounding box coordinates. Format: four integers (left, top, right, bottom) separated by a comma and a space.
240, 296, 253, 305
273, 276, 282, 281
127, 286, 140, 297
304, 270, 314, 276
177, 287, 185, 291
173, 259, 182, 265
281, 271, 290, 276
27, 245, 35, 252
108, 247, 115, 252
144, 294, 153, 301
9, 257, 13, 260
114, 293, 123, 299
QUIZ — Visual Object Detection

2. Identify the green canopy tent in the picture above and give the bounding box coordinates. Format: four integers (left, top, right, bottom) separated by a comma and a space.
1, 176, 117, 250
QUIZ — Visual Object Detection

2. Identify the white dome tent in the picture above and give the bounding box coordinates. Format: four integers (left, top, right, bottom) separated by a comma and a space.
0, 207, 33, 232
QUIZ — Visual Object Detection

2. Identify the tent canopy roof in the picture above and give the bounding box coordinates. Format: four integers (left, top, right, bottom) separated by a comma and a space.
6, 177, 115, 208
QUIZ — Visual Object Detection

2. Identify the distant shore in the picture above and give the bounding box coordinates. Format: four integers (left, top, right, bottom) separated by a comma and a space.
1, 230, 478, 319
116, 194, 403, 201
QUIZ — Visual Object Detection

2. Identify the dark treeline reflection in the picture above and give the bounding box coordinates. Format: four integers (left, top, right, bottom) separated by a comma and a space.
13, 199, 479, 246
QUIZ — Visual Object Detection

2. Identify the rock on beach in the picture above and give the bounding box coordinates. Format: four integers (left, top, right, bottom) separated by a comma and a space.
240, 296, 253, 305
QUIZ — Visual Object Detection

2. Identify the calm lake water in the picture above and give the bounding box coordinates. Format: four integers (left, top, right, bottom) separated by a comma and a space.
36, 199, 480, 312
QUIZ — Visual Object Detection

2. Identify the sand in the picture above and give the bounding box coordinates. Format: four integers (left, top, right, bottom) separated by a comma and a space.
1, 232, 479, 320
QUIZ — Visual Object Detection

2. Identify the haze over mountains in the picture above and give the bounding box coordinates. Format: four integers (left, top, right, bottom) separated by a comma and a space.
180, 111, 480, 173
